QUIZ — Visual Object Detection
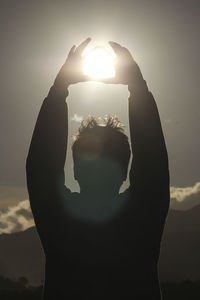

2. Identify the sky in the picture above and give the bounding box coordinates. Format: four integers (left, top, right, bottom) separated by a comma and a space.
0, 0, 200, 233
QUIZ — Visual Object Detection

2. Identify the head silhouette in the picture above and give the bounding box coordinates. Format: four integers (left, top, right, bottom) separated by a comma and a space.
72, 116, 131, 195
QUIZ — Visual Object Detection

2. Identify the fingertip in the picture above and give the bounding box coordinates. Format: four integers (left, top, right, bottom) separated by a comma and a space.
71, 45, 76, 51
109, 41, 120, 49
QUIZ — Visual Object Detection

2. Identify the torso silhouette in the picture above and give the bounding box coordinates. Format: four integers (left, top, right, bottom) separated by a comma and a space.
26, 82, 169, 299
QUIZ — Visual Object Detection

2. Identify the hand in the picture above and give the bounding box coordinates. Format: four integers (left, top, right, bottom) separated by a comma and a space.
101, 41, 144, 86
54, 38, 91, 89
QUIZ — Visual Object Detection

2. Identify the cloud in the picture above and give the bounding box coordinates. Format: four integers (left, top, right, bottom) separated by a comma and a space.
16, 208, 33, 220
170, 182, 200, 210
0, 200, 34, 234
70, 114, 83, 123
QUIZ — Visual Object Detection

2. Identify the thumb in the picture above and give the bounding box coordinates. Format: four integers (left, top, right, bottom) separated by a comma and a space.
65, 45, 76, 62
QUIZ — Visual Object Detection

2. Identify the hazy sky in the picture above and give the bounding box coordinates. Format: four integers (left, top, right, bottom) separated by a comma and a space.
0, 0, 200, 211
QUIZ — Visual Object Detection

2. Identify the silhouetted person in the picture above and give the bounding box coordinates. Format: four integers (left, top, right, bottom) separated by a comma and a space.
26, 38, 169, 299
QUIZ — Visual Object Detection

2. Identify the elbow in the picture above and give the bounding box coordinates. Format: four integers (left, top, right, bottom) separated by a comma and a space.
26, 149, 38, 176
26, 151, 31, 173
26, 153, 33, 179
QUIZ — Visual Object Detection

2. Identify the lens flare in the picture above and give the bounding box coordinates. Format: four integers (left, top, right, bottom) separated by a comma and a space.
83, 47, 115, 79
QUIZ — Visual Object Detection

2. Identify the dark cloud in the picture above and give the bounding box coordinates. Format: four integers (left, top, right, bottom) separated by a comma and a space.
0, 221, 8, 229
7, 216, 18, 223
0, 207, 8, 214
12, 222, 23, 232
16, 208, 33, 220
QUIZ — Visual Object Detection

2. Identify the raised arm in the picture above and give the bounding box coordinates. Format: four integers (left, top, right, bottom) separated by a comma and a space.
128, 79, 169, 203
26, 39, 91, 235
105, 42, 169, 213
26, 84, 68, 226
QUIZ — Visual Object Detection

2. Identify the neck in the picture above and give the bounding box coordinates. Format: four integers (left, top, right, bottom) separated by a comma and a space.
80, 186, 119, 198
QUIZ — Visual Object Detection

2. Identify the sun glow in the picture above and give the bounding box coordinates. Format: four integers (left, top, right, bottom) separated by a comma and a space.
83, 47, 115, 79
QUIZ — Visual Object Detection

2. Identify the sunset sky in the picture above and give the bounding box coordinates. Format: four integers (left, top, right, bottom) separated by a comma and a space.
0, 0, 200, 233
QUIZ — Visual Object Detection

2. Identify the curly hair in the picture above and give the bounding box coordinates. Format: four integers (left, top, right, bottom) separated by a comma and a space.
72, 116, 131, 177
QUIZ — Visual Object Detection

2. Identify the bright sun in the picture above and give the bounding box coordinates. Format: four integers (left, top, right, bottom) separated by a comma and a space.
83, 47, 115, 79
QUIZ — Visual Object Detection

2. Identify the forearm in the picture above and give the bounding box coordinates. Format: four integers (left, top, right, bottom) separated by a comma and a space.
128, 80, 169, 183
26, 84, 69, 178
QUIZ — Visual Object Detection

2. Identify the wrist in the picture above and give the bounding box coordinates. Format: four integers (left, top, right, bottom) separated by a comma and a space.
128, 79, 149, 95
48, 84, 69, 100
